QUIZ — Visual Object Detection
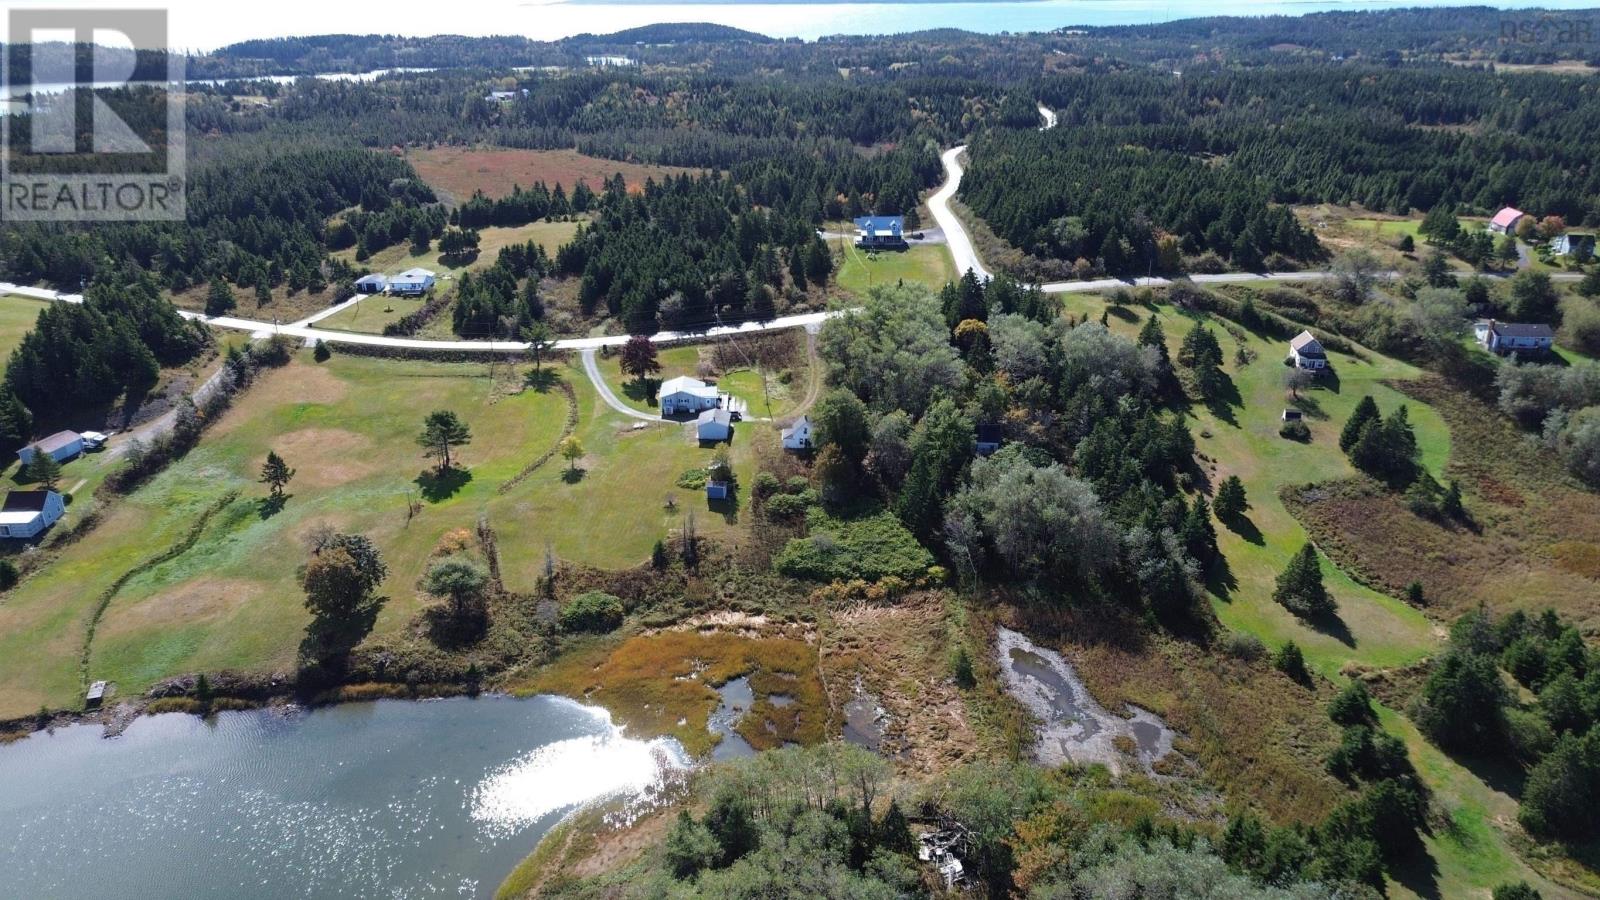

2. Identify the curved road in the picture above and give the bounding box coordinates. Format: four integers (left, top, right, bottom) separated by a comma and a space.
579, 348, 660, 422
4, 101, 1579, 352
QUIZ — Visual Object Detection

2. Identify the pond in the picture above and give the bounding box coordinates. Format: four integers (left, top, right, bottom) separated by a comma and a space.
996, 627, 1177, 775
0, 695, 686, 899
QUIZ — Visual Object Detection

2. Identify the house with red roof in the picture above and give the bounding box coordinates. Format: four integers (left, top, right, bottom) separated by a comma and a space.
1489, 207, 1526, 235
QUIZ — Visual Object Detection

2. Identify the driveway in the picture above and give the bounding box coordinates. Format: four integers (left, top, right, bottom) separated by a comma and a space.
580, 348, 660, 423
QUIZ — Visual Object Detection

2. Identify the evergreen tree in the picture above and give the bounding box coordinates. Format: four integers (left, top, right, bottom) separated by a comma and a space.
27, 451, 62, 492
206, 279, 237, 316
1274, 542, 1335, 618
1214, 475, 1248, 521
1275, 640, 1311, 685
417, 410, 472, 472
259, 451, 295, 499
1340, 396, 1380, 453
1183, 495, 1219, 566
0, 390, 32, 454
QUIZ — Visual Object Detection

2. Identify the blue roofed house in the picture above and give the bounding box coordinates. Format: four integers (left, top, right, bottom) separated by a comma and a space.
389, 267, 437, 295
854, 215, 908, 250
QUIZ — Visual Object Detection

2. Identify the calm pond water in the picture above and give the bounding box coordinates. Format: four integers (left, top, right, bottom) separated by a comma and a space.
0, 696, 686, 899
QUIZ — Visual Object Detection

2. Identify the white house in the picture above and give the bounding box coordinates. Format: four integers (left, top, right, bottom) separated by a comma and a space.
781, 415, 814, 451
388, 267, 437, 295
659, 376, 721, 417
354, 273, 388, 294
1489, 207, 1526, 235
0, 489, 65, 539
1474, 319, 1554, 355
18, 430, 84, 467
1551, 233, 1595, 259
1288, 331, 1328, 371
697, 408, 734, 443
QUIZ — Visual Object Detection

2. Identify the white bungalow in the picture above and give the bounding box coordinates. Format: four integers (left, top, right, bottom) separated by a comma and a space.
0, 490, 65, 539
781, 415, 814, 451
659, 376, 721, 417
1474, 319, 1555, 355
1288, 331, 1328, 371
389, 267, 437, 295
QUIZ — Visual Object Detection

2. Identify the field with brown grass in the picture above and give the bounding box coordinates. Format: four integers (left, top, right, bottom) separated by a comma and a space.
406, 147, 702, 204
1287, 376, 1600, 632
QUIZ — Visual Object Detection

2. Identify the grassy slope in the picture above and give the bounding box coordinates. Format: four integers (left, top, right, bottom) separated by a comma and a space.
331, 220, 581, 282
0, 295, 47, 363
311, 294, 427, 334
834, 240, 956, 297
1059, 292, 1572, 898
0, 352, 761, 717
592, 345, 810, 420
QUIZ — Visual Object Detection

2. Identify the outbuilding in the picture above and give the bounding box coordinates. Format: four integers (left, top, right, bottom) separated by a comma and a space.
354, 273, 388, 294
0, 489, 65, 539
18, 430, 84, 466
1552, 233, 1595, 260
85, 681, 107, 709
975, 423, 1003, 456
1288, 331, 1328, 371
781, 415, 814, 452
388, 267, 437, 295
697, 408, 734, 443
659, 376, 722, 417
1489, 207, 1526, 235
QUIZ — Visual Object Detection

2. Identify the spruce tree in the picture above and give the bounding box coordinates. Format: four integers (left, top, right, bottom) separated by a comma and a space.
1341, 396, 1380, 453
1183, 495, 1219, 566
1214, 475, 1248, 521
1274, 542, 1335, 618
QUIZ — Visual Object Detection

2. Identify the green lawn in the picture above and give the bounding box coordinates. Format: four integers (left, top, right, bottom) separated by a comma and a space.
312, 294, 427, 334
834, 241, 956, 297
0, 352, 761, 718
594, 344, 811, 420
0, 294, 47, 363
332, 219, 582, 280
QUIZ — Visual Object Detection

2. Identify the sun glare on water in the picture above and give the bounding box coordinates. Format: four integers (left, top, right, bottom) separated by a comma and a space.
470, 706, 690, 839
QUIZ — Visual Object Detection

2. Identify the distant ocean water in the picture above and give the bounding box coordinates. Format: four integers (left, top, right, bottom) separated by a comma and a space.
130, 0, 1600, 52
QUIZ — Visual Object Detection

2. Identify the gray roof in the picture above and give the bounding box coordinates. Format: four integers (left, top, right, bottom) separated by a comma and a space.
1489, 322, 1554, 339
30, 430, 80, 453
698, 409, 732, 426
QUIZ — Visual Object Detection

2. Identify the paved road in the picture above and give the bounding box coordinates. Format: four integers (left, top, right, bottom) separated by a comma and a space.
579, 348, 661, 423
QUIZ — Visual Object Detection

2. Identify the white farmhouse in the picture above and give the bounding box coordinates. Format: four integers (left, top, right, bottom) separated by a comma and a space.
781, 415, 814, 451
659, 376, 721, 417
1288, 331, 1328, 371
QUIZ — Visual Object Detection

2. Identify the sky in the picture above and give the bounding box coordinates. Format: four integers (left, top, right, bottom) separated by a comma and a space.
1, 0, 1596, 52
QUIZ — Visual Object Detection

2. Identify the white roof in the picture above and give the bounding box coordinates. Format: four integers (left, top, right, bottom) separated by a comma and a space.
781, 415, 810, 438
0, 511, 41, 525
392, 267, 436, 282
660, 376, 717, 398
1289, 330, 1322, 351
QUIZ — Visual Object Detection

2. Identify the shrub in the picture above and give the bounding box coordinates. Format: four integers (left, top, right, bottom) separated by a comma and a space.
559, 591, 625, 633
313, 340, 332, 363
1221, 631, 1265, 662
1493, 882, 1543, 900
1275, 641, 1310, 685
1278, 419, 1310, 441
0, 559, 16, 591
764, 492, 813, 522
1329, 680, 1376, 726
774, 508, 934, 582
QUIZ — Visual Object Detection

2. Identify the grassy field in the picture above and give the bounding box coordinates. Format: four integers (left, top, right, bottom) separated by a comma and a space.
0, 352, 762, 719
311, 294, 427, 334
833, 240, 956, 298
592, 341, 814, 420
1057, 291, 1574, 898
331, 220, 582, 284
405, 147, 702, 204
0, 294, 47, 362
